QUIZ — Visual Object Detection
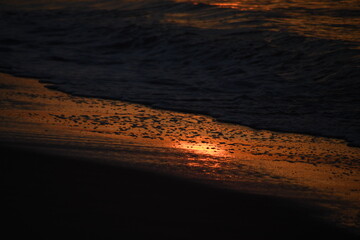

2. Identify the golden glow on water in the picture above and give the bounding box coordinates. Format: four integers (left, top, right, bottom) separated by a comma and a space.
174, 0, 360, 43
1, 73, 360, 229
205, 1, 271, 11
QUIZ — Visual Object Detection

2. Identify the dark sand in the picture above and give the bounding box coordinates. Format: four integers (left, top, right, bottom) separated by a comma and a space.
2, 145, 358, 240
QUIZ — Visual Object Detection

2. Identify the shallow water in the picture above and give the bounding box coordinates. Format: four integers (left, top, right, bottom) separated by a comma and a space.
0, 0, 359, 146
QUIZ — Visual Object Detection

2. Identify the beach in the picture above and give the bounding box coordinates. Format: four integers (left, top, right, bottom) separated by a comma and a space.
1, 0, 360, 238
2, 145, 357, 240
1, 73, 359, 238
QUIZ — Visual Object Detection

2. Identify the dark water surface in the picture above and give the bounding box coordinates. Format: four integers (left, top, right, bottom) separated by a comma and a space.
0, 0, 359, 145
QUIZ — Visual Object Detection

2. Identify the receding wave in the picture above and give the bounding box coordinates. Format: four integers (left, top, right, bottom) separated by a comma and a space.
0, 0, 359, 145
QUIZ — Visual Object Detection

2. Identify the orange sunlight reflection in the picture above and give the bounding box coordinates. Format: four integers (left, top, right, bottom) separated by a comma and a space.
1, 73, 360, 230
173, 0, 360, 43
175, 139, 227, 156
209, 2, 269, 11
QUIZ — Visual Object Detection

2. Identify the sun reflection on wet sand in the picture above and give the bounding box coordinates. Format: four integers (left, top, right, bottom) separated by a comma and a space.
175, 138, 227, 156
0, 73, 360, 230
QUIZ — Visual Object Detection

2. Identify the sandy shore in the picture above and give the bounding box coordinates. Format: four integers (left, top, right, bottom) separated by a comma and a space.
2, 145, 358, 240
1, 73, 359, 237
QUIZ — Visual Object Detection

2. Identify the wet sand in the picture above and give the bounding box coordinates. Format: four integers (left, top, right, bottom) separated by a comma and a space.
1, 145, 357, 240
0, 73, 359, 237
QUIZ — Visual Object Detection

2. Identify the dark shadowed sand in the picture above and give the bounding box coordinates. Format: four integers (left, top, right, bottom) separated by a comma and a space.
1, 145, 358, 240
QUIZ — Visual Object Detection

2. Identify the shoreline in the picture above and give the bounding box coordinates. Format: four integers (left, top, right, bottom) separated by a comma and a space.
8, 70, 359, 148
1, 72, 360, 234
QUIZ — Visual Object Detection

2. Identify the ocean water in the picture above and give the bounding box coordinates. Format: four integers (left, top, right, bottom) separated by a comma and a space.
0, 0, 359, 145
